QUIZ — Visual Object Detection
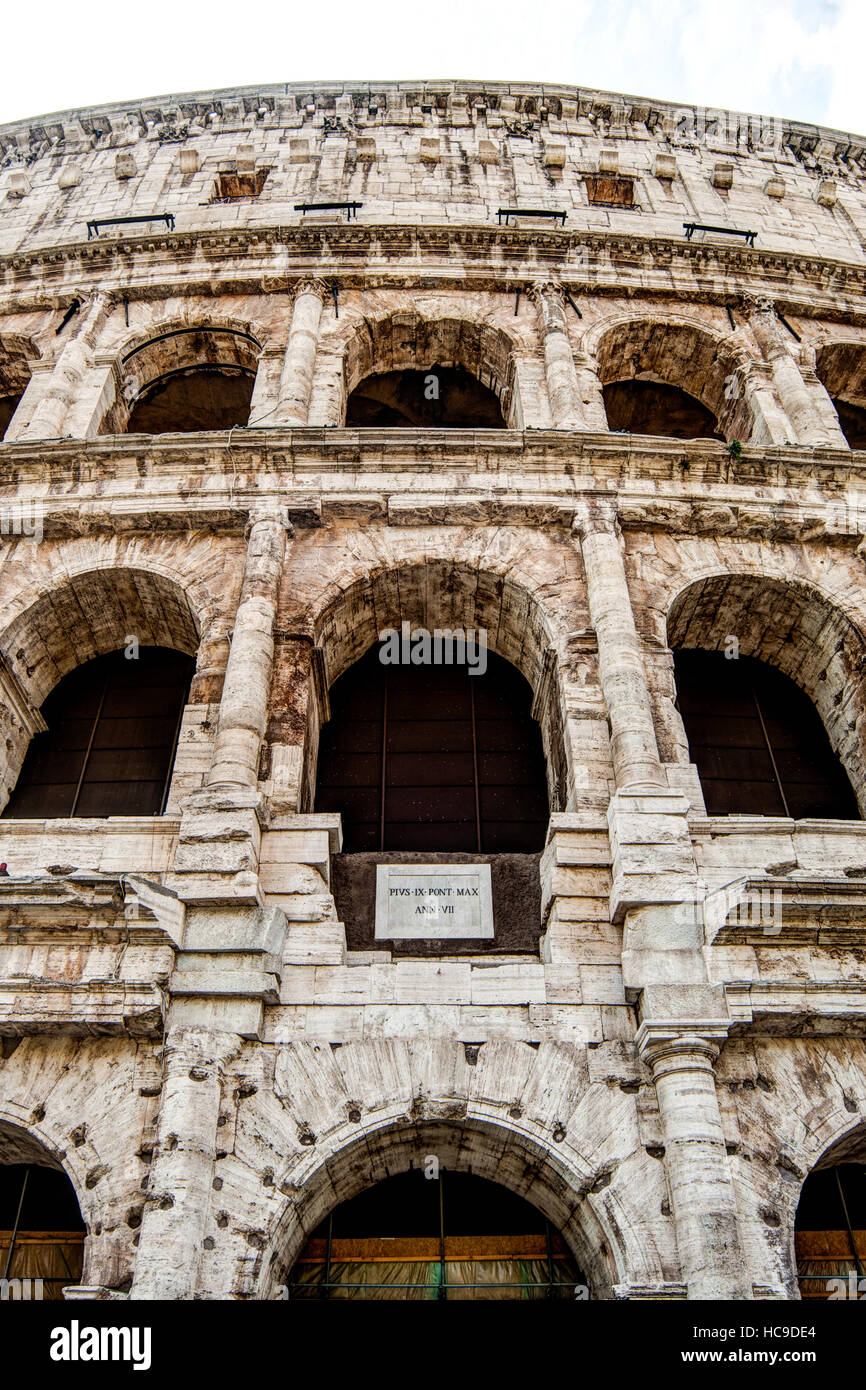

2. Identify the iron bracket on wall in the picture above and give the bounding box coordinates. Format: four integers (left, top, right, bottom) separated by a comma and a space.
295, 201, 363, 220
498, 208, 567, 226
87, 213, 175, 239
683, 221, 757, 247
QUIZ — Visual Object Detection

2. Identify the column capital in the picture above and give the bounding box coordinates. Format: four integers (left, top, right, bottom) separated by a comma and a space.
636, 1021, 730, 1071
291, 277, 330, 304
245, 504, 294, 538
161, 1024, 242, 1075
572, 496, 620, 538
741, 292, 775, 316
527, 279, 570, 331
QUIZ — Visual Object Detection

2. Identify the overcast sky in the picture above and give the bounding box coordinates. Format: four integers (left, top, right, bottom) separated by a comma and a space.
1, 0, 863, 136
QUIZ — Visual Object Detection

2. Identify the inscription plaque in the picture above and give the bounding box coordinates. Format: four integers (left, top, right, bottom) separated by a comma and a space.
374, 863, 494, 939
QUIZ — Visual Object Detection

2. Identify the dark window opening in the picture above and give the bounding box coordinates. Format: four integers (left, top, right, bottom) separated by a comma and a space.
287, 1169, 584, 1300
1, 1163, 85, 1300
212, 168, 270, 201
126, 366, 254, 434
585, 174, 636, 207
674, 649, 859, 819
346, 366, 505, 428
604, 380, 723, 440
315, 646, 549, 852
4, 646, 194, 820
833, 399, 866, 450
795, 1164, 866, 1299
0, 393, 22, 438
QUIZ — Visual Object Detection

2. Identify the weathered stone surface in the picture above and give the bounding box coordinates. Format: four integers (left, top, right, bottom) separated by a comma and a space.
0, 76, 864, 1305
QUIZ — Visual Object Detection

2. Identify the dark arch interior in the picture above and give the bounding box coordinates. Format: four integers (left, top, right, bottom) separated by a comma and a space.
795, 1163, 866, 1298
603, 379, 724, 440
1, 1163, 85, 1299
289, 1169, 584, 1300
126, 366, 254, 433
4, 646, 194, 820
346, 366, 506, 428
674, 649, 859, 819
315, 645, 549, 852
833, 399, 866, 450
0, 393, 22, 438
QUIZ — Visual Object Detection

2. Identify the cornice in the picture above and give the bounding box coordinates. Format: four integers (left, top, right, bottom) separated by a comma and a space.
2, 78, 864, 156
2, 223, 866, 324
0, 429, 865, 543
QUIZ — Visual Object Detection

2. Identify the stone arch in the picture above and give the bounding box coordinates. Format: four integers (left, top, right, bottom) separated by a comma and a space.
0, 564, 202, 813
341, 310, 519, 427
792, 1118, 866, 1298
103, 318, 264, 434
585, 313, 754, 442
815, 339, 866, 448
260, 1115, 632, 1301
0, 1112, 89, 1291
667, 572, 866, 814
288, 537, 588, 818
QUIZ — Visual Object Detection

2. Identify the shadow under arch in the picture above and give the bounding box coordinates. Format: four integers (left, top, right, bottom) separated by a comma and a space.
260, 1116, 624, 1301
815, 339, 866, 448
0, 1117, 87, 1297
587, 313, 753, 442
0, 333, 38, 440
342, 311, 518, 427
667, 571, 866, 815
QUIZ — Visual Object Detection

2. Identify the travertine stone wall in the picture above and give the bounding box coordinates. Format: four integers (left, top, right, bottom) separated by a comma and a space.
1, 79, 866, 1303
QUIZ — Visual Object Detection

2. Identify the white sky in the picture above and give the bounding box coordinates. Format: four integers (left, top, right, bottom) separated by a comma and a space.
1, 0, 863, 136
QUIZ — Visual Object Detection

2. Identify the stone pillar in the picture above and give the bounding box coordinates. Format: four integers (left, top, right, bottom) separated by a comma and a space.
576, 502, 665, 790
530, 282, 582, 429
130, 1027, 240, 1300
247, 342, 286, 426
716, 334, 794, 446
13, 294, 115, 440
274, 279, 329, 426
207, 508, 291, 790
638, 1026, 751, 1300
573, 351, 610, 431
260, 634, 318, 813
747, 297, 845, 446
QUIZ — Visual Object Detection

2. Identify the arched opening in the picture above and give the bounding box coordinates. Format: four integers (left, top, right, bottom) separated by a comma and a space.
342, 313, 516, 427
0, 337, 34, 441
346, 366, 506, 428
110, 326, 260, 435
3, 646, 194, 819
673, 650, 859, 818
262, 1116, 616, 1301
1, 1123, 85, 1300
603, 380, 724, 440
0, 566, 201, 816
287, 1169, 584, 1300
126, 366, 254, 433
315, 644, 548, 853
592, 318, 751, 442
795, 1128, 866, 1299
668, 575, 866, 817
815, 342, 866, 449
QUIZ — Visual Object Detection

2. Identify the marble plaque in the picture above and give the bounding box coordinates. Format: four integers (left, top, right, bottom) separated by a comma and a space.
374, 863, 494, 939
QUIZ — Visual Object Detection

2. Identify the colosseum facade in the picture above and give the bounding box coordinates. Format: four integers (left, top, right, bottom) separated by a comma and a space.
0, 78, 865, 1304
